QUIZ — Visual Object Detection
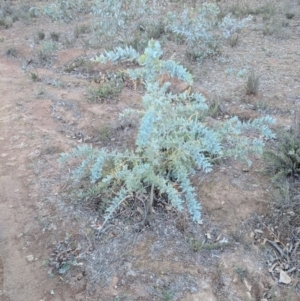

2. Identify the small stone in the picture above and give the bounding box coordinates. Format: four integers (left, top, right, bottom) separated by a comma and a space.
50, 290, 55, 295
279, 270, 291, 284
1, 153, 8, 157
26, 255, 34, 262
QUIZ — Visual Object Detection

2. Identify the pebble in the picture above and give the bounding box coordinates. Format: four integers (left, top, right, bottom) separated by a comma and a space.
26, 255, 34, 262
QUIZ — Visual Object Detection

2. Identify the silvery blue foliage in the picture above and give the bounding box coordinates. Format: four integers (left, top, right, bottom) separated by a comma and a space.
92, 0, 156, 46
220, 14, 252, 39
62, 40, 275, 224
43, 0, 87, 21
167, 3, 219, 47
166, 2, 251, 61
93, 40, 193, 85
216, 116, 275, 166
93, 46, 140, 64
161, 60, 193, 85
137, 109, 156, 147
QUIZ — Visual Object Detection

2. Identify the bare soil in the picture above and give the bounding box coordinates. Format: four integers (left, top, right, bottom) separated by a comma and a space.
0, 1, 300, 301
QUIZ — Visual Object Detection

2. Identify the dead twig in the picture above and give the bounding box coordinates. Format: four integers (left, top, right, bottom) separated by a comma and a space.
267, 239, 290, 261
291, 241, 300, 257
56, 248, 73, 262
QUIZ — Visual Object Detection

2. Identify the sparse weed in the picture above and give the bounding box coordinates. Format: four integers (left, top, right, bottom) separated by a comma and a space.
41, 40, 58, 54
43, 0, 89, 22
264, 128, 300, 181
282, 20, 290, 28
228, 33, 239, 47
88, 81, 122, 103
6, 46, 17, 57
43, 146, 63, 155
225, 67, 247, 78
146, 19, 166, 40
36, 88, 46, 98
0, 2, 36, 27
285, 12, 295, 20
29, 71, 39, 81
129, 34, 149, 53
185, 48, 209, 63
64, 57, 96, 75
228, 2, 275, 20
129, 19, 166, 52
50, 32, 60, 42
263, 20, 290, 39
43, 78, 64, 88
61, 35, 77, 48
202, 241, 231, 250
261, 3, 276, 21
74, 24, 90, 38
253, 99, 269, 112
227, 3, 251, 18
92, 125, 112, 143
246, 69, 260, 95
263, 24, 274, 36
186, 235, 230, 252
162, 288, 174, 301
187, 237, 202, 252
207, 95, 223, 118
37, 31, 45, 41
0, 16, 13, 28
37, 41, 58, 65
29, 7, 39, 18
284, 2, 295, 20
234, 266, 248, 282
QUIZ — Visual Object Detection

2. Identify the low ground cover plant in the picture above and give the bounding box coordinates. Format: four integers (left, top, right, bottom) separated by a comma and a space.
166, 2, 251, 61
90, 1, 251, 58
91, 0, 157, 47
43, 0, 88, 21
264, 127, 300, 181
60, 40, 275, 228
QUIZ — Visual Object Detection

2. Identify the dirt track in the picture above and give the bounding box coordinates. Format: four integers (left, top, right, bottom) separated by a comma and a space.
0, 58, 73, 301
